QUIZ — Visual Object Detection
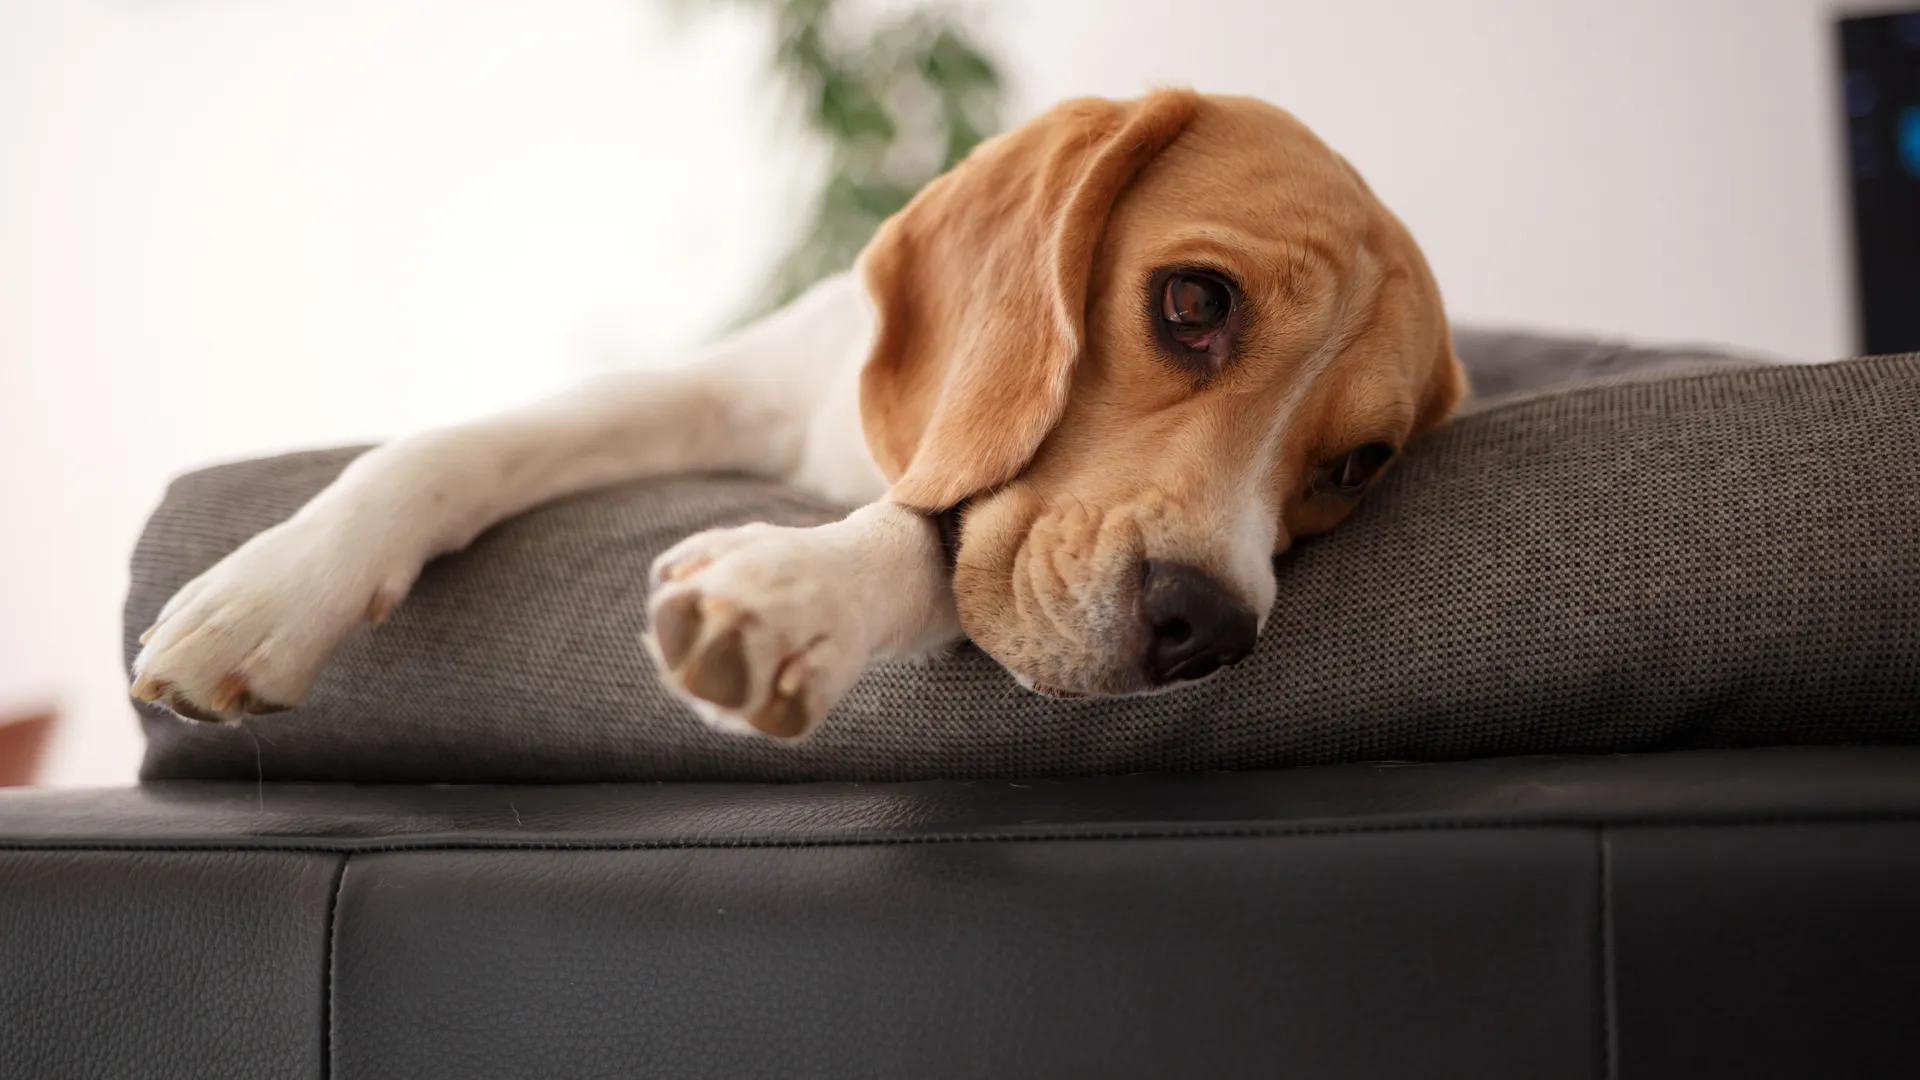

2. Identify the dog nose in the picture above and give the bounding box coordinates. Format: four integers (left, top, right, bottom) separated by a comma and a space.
1139, 561, 1259, 685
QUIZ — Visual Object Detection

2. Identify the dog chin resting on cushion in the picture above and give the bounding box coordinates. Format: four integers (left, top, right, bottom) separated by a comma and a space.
130, 88, 1465, 740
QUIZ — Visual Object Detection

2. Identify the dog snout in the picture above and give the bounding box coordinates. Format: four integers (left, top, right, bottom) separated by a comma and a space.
1139, 561, 1258, 685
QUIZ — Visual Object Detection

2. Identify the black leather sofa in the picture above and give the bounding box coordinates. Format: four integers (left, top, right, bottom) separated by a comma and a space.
5, 746, 1919, 1079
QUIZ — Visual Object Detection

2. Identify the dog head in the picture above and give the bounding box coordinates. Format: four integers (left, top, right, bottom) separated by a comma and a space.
859, 89, 1463, 696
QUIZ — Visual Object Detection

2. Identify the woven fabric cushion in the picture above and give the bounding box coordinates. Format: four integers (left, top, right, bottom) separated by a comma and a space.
128, 336, 1920, 783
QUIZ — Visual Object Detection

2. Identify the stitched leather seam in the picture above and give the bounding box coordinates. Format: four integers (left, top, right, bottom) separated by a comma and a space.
3, 811, 1918, 853
322, 854, 349, 1080
1596, 828, 1618, 1080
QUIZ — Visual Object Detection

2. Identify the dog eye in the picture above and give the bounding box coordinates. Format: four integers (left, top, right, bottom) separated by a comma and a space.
1159, 272, 1232, 347
1319, 442, 1396, 495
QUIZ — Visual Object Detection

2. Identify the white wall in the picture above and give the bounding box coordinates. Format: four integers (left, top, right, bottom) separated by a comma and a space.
0, 0, 1869, 786
993, 0, 1858, 362
0, 0, 801, 785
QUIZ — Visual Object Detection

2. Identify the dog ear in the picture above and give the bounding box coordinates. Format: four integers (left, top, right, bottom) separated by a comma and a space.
857, 89, 1203, 512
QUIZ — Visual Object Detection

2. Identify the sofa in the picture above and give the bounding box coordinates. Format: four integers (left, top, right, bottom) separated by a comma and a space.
3, 329, 1917, 1079
5, 750, 1920, 1078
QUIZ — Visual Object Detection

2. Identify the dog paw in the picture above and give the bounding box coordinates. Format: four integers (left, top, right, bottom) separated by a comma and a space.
644, 524, 867, 740
131, 519, 415, 724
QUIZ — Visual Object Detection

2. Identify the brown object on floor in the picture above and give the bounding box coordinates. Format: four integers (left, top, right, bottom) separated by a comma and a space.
0, 708, 55, 787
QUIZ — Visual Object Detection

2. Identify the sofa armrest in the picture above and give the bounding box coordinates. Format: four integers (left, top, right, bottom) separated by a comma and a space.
5, 748, 1919, 1079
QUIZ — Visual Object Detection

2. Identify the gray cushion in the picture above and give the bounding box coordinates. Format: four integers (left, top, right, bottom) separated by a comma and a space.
1449, 326, 1787, 401
128, 333, 1920, 783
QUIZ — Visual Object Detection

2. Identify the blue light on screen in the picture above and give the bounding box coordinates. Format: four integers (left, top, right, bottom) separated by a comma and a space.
1901, 106, 1920, 179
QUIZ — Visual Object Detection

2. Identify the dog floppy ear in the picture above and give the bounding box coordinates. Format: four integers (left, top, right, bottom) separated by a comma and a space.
857, 89, 1203, 512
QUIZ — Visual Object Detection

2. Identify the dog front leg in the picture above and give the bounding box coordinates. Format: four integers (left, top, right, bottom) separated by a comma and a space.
645, 501, 962, 739
131, 363, 812, 723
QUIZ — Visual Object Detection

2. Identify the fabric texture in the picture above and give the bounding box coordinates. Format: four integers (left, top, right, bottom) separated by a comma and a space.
127, 332, 1920, 782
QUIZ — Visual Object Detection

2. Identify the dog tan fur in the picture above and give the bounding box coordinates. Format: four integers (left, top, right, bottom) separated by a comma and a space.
862, 90, 1463, 695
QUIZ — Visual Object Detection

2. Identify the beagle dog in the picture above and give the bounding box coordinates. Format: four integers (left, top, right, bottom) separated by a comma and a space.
131, 89, 1464, 739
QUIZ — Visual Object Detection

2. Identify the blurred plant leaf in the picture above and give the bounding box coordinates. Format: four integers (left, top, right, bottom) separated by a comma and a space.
667, 0, 1003, 321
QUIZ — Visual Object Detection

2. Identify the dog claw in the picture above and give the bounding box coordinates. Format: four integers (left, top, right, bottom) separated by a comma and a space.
208, 674, 248, 713
748, 691, 810, 740
774, 654, 809, 698
658, 555, 711, 585
130, 673, 170, 703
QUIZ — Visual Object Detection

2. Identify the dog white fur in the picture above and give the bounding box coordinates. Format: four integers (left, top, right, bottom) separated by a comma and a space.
132, 272, 959, 729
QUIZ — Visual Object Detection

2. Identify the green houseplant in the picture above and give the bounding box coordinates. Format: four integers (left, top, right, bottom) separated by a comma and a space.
683, 0, 1004, 318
